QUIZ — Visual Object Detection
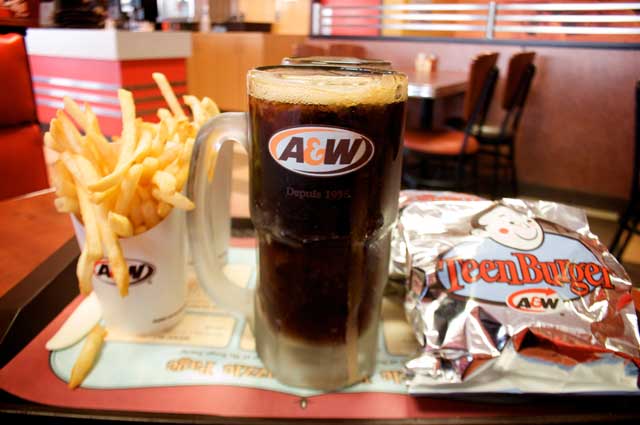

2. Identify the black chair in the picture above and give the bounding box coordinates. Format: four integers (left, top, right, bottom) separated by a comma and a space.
402, 52, 499, 193
476, 52, 537, 197
610, 80, 640, 259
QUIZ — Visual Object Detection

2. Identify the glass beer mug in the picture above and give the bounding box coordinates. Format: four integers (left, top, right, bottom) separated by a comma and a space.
187, 66, 407, 390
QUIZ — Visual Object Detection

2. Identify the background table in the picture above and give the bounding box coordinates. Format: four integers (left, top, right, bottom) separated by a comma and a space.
405, 70, 468, 99
402, 69, 468, 131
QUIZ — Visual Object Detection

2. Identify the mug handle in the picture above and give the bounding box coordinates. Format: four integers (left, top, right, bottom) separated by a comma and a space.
186, 112, 253, 320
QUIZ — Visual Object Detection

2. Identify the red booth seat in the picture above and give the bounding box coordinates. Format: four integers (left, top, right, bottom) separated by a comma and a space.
0, 124, 49, 200
0, 34, 49, 200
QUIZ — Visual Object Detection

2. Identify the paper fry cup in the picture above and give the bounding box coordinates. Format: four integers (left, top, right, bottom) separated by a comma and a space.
71, 209, 187, 335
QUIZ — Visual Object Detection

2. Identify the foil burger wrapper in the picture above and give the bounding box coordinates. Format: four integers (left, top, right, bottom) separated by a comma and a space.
394, 194, 640, 394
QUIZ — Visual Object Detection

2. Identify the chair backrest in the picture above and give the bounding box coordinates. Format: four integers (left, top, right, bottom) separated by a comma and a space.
460, 67, 499, 154
495, 53, 537, 140
0, 34, 48, 200
0, 33, 38, 127
328, 43, 367, 59
463, 52, 499, 123
503, 51, 536, 110
292, 43, 327, 58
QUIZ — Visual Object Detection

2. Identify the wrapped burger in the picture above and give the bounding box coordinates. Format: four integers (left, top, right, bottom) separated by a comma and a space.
396, 196, 640, 394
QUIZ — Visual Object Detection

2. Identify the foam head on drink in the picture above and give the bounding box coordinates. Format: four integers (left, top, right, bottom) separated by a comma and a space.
247, 66, 407, 389
281, 56, 392, 70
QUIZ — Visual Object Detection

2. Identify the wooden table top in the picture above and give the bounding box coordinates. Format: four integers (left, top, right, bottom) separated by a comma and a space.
0, 189, 73, 297
403, 69, 468, 99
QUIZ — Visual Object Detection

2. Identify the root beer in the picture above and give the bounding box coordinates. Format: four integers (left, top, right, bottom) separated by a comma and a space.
247, 66, 407, 389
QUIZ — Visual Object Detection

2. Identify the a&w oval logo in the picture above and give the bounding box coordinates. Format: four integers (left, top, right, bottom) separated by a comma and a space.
268, 126, 374, 177
94, 259, 155, 286
506, 288, 563, 314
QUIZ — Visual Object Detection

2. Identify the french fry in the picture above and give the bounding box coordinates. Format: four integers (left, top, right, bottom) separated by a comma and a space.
175, 166, 189, 191
184, 95, 204, 125
129, 193, 144, 227
60, 152, 82, 182
151, 188, 195, 211
50, 119, 78, 155
157, 108, 172, 121
54, 196, 79, 214
140, 121, 157, 137
137, 184, 151, 202
115, 89, 137, 168
140, 156, 159, 185
74, 185, 103, 294
90, 184, 119, 206
44, 131, 65, 153
141, 199, 160, 228
201, 97, 221, 117
108, 211, 133, 238
96, 206, 129, 296
114, 164, 143, 217
151, 170, 177, 194
52, 161, 77, 198
157, 201, 172, 218
163, 156, 181, 178
172, 120, 191, 142
180, 137, 195, 163
64, 154, 101, 294
57, 110, 106, 176
85, 104, 117, 172
83, 131, 111, 176
63, 96, 87, 130
157, 143, 181, 169
76, 249, 95, 296
134, 225, 148, 235
150, 120, 169, 157
56, 111, 85, 155
68, 325, 107, 389
88, 130, 151, 192
152, 72, 186, 119
74, 155, 130, 296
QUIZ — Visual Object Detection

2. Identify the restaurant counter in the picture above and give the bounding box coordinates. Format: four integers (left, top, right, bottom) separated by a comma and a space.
25, 29, 192, 136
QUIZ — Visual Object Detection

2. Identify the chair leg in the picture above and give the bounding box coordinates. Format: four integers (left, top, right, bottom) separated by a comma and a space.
472, 156, 479, 194
454, 161, 463, 192
509, 146, 518, 197
610, 207, 634, 258
618, 215, 640, 259
492, 147, 500, 198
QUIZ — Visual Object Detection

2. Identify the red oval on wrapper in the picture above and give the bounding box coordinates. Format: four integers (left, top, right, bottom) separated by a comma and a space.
506, 288, 563, 314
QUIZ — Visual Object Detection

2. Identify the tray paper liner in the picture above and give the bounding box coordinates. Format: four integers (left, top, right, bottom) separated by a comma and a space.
45, 247, 414, 396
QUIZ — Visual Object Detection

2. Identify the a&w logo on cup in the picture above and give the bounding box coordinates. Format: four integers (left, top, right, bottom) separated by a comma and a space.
94, 259, 155, 286
268, 126, 374, 177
